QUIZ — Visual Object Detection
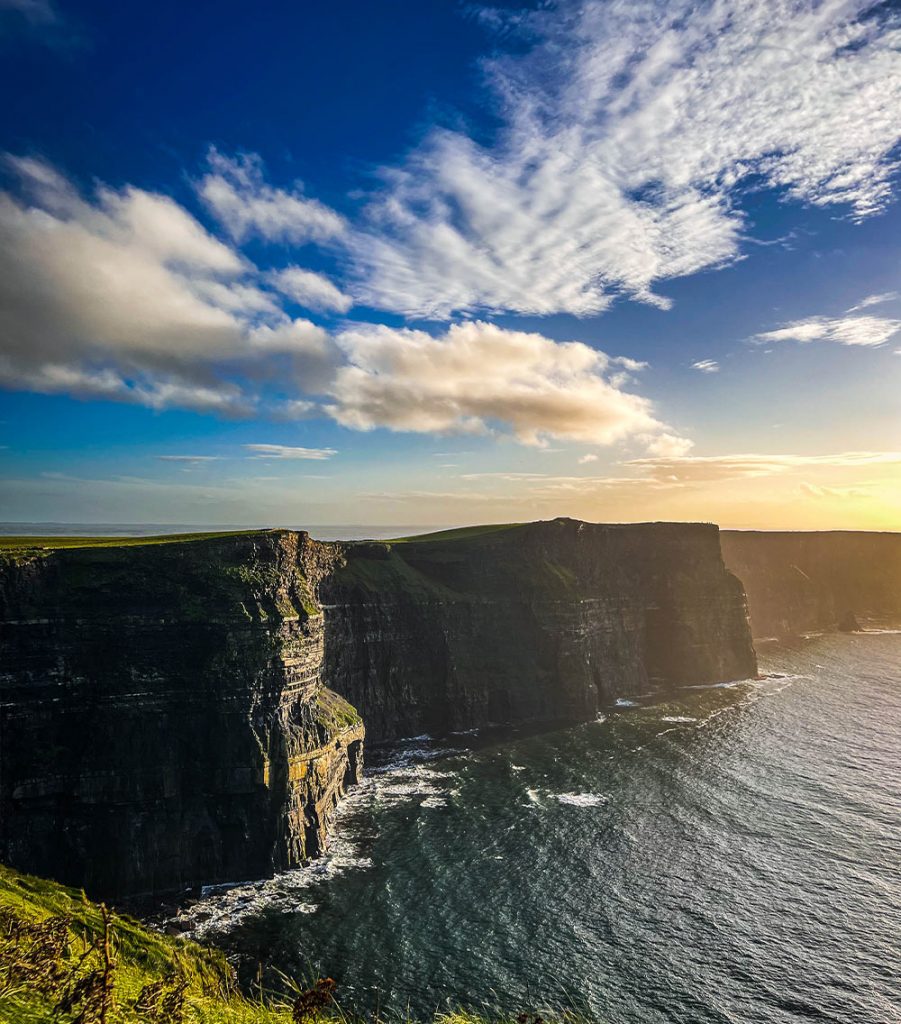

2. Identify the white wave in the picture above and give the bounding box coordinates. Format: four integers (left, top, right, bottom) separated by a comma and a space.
169, 823, 377, 942
555, 792, 608, 807
373, 744, 462, 772
614, 698, 641, 707
526, 788, 541, 804
680, 678, 753, 690
378, 782, 445, 802
660, 715, 697, 723
511, 764, 526, 771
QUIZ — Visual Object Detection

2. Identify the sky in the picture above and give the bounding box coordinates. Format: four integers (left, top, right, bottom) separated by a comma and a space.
1, 0, 900, 531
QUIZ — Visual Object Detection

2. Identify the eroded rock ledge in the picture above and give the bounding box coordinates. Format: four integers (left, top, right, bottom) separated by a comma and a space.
1, 519, 756, 898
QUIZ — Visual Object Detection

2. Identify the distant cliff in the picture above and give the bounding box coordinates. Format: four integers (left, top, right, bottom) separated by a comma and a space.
0, 519, 756, 898
721, 530, 901, 638
323, 519, 756, 742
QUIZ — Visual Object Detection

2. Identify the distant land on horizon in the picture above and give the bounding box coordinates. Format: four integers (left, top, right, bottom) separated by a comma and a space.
2, 520, 899, 543
0, 522, 450, 542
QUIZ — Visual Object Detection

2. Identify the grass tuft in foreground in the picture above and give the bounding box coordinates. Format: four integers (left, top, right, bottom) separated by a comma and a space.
0, 865, 583, 1024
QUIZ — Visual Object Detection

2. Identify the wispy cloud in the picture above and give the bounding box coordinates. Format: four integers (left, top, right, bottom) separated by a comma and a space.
846, 292, 900, 312
691, 359, 719, 374
267, 266, 353, 313
243, 444, 337, 460
0, 157, 680, 451
348, 0, 901, 317
754, 315, 901, 348
198, 149, 345, 245
799, 481, 870, 499
624, 451, 901, 482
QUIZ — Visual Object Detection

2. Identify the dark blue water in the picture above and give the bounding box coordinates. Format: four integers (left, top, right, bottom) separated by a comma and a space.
188, 634, 901, 1023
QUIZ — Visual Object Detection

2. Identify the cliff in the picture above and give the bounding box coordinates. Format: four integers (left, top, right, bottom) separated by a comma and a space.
0, 519, 756, 899
0, 531, 363, 899
323, 519, 757, 742
720, 530, 901, 638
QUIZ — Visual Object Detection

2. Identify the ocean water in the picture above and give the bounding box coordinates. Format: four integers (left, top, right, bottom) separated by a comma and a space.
185, 633, 901, 1023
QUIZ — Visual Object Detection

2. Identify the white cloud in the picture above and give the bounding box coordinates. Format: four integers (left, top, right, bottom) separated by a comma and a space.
243, 444, 337, 460
578, 453, 598, 464
268, 266, 353, 313
247, 318, 330, 354
198, 149, 345, 245
846, 292, 900, 312
754, 315, 901, 347
624, 451, 901, 482
640, 432, 695, 458
325, 320, 673, 447
691, 359, 719, 373
348, 0, 901, 318
0, 159, 674, 448
612, 356, 649, 372
0, 156, 339, 415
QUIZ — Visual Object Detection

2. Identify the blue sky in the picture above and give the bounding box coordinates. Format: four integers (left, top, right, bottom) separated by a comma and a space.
1, 0, 900, 529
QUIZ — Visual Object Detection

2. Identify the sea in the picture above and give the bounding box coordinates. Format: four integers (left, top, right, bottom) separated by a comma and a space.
177, 632, 901, 1024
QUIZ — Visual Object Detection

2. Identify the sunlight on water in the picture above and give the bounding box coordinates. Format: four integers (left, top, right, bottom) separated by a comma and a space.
182, 634, 901, 1024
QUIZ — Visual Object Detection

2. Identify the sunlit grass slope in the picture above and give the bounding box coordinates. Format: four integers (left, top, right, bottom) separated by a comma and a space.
387, 523, 523, 543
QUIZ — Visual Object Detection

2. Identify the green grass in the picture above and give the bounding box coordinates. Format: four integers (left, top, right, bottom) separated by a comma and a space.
0, 864, 293, 1023
313, 688, 363, 733
387, 523, 523, 544
0, 530, 270, 554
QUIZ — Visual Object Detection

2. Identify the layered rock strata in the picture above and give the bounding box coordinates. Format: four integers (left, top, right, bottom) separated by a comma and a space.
0, 531, 362, 898
1, 518, 757, 897
322, 519, 757, 742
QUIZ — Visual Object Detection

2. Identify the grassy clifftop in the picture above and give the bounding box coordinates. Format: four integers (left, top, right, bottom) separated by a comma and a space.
0, 864, 290, 1023
0, 531, 270, 562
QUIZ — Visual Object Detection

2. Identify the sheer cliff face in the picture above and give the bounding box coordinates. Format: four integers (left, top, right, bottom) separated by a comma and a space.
0, 519, 756, 898
721, 531, 901, 638
322, 520, 757, 743
0, 532, 363, 899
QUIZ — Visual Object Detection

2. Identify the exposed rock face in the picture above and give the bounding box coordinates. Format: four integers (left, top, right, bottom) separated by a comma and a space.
1, 518, 757, 898
721, 530, 901, 638
322, 519, 757, 742
0, 532, 363, 899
